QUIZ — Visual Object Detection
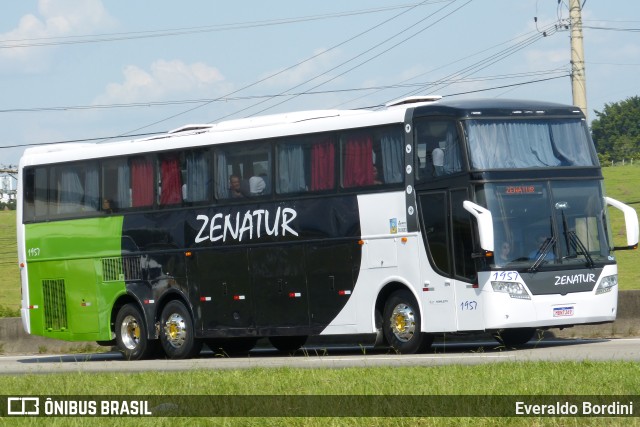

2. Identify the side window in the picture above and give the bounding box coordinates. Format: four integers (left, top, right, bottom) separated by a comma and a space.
130, 156, 154, 208
340, 125, 404, 189
418, 189, 476, 282
415, 119, 463, 183
276, 135, 335, 194
451, 188, 476, 281
341, 132, 374, 188
103, 158, 131, 212
23, 168, 37, 222
158, 153, 183, 206
418, 191, 451, 275
50, 161, 99, 217
215, 143, 271, 200
183, 149, 210, 203
23, 167, 49, 222
376, 126, 404, 184
34, 167, 48, 219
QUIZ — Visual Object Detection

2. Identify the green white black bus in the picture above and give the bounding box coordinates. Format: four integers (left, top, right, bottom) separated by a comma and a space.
17, 96, 639, 359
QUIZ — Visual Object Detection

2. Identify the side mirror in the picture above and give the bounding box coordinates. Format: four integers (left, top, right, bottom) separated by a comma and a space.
605, 197, 639, 250
463, 200, 494, 252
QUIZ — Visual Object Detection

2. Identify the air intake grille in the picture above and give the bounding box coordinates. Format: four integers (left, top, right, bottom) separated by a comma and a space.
42, 279, 67, 330
102, 256, 142, 282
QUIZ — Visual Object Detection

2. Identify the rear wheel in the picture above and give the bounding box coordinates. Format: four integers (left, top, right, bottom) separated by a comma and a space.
115, 303, 158, 360
493, 328, 537, 347
383, 290, 433, 354
160, 300, 203, 359
269, 336, 308, 353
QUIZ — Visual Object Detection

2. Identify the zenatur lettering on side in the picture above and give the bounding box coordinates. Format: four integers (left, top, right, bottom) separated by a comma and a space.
194, 207, 298, 244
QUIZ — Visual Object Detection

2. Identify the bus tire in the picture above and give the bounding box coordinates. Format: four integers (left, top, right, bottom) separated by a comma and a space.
115, 303, 157, 360
159, 300, 203, 359
383, 290, 433, 354
493, 328, 536, 347
269, 336, 308, 353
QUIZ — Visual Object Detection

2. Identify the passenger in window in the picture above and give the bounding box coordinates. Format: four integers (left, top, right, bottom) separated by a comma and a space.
260, 173, 271, 194
432, 143, 445, 176
229, 175, 246, 198
528, 234, 554, 261
496, 241, 511, 265
102, 198, 115, 214
249, 176, 266, 196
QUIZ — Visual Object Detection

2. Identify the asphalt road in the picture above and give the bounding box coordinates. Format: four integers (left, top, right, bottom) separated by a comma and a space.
1, 337, 639, 374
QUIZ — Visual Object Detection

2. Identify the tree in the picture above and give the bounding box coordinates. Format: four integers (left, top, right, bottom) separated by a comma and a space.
591, 96, 640, 162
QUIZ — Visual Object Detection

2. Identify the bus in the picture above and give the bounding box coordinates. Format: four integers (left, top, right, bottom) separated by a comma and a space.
16, 96, 639, 360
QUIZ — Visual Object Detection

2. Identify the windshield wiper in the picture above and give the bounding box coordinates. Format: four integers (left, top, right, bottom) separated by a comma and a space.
567, 230, 595, 268
529, 236, 556, 272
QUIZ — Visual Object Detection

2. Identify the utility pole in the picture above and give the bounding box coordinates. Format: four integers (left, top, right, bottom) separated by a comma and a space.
569, 0, 588, 119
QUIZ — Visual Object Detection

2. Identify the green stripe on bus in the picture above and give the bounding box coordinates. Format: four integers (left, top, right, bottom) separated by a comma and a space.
25, 216, 126, 341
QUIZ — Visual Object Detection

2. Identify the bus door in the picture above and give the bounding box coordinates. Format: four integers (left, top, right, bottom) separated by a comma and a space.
305, 242, 358, 328
188, 248, 255, 333
417, 189, 483, 332
250, 246, 310, 332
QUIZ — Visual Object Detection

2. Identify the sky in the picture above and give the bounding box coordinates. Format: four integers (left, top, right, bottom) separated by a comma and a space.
0, 0, 638, 168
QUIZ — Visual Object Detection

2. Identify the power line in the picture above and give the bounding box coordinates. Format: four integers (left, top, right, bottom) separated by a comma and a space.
582, 25, 640, 32
212, 0, 473, 122
103, 0, 442, 140
333, 23, 560, 108
0, 74, 571, 151
391, 21, 561, 102
442, 74, 570, 98
0, 132, 163, 149
0, 3, 568, 151
0, 68, 566, 114
0, 2, 451, 49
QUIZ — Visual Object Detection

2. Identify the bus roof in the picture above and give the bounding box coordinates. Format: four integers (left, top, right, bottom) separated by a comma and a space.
20, 105, 408, 167
413, 98, 584, 119
19, 96, 583, 167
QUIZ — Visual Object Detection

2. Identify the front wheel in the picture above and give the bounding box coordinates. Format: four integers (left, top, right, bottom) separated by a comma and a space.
115, 303, 158, 360
160, 300, 203, 359
383, 290, 433, 354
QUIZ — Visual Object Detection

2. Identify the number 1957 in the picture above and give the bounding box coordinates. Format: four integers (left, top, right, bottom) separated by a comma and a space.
28, 248, 40, 257
460, 300, 477, 310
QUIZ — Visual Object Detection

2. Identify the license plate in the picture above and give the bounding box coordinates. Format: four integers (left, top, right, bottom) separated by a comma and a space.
553, 306, 574, 317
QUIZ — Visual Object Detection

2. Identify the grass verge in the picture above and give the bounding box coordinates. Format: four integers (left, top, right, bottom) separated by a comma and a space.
0, 361, 638, 425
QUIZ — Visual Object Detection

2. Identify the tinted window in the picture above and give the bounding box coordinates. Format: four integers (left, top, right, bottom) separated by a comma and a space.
215, 143, 271, 200
341, 126, 404, 188
415, 119, 463, 183
277, 135, 335, 194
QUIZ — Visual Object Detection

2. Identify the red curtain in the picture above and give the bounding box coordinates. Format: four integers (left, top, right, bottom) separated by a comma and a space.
160, 155, 182, 205
130, 157, 154, 207
311, 139, 335, 191
343, 135, 373, 188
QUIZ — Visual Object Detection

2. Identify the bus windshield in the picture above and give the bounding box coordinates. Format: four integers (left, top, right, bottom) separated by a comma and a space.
465, 118, 597, 169
477, 180, 612, 269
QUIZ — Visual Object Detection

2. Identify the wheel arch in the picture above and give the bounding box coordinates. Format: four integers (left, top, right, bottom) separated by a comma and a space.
110, 293, 143, 339
155, 289, 196, 331
374, 280, 422, 331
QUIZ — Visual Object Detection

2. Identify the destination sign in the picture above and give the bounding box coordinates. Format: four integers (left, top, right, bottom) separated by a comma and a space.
497, 184, 543, 196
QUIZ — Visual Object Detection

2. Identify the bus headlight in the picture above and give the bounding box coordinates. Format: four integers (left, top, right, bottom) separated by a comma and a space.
491, 281, 531, 300
595, 274, 617, 295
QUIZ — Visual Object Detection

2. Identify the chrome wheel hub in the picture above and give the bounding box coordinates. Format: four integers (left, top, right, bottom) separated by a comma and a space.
121, 315, 140, 350
390, 303, 415, 342
164, 313, 187, 348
